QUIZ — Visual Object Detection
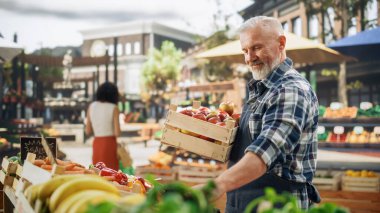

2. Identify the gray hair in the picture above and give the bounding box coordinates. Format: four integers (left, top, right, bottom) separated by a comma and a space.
239, 16, 284, 36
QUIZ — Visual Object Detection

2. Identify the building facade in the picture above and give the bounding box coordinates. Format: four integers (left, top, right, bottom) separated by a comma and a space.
240, 0, 380, 106
72, 21, 197, 97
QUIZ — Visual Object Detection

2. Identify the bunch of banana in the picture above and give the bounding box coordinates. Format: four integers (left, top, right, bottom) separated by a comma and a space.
24, 174, 121, 212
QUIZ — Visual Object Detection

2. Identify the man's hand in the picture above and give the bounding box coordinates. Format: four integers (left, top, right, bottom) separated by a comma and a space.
192, 181, 226, 202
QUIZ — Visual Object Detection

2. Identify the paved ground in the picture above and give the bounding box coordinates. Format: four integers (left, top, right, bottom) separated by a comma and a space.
59, 137, 161, 168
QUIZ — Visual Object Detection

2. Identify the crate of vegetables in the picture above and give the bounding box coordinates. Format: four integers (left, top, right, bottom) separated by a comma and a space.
161, 101, 239, 162
313, 170, 342, 191
342, 170, 380, 192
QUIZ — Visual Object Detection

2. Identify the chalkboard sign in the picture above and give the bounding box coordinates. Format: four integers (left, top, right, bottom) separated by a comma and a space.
20, 137, 57, 161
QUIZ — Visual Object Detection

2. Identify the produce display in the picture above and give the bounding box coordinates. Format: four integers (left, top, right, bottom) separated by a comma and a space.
357, 105, 380, 117
323, 107, 358, 118
24, 174, 124, 213
93, 162, 152, 194
344, 170, 378, 178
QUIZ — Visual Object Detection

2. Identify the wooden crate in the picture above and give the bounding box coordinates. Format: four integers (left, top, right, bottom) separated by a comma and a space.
342, 174, 380, 192
0, 170, 14, 186
177, 166, 223, 183
161, 104, 237, 162
135, 165, 177, 182
313, 170, 342, 191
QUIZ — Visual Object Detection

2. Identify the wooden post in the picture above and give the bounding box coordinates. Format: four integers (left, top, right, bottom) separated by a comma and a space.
113, 37, 118, 85
105, 50, 109, 82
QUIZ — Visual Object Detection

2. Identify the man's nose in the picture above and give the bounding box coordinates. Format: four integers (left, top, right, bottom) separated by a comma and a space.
245, 50, 257, 64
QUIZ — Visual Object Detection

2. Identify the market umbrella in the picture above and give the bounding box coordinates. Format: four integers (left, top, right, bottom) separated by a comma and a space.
0, 38, 23, 62
328, 27, 380, 61
196, 32, 355, 64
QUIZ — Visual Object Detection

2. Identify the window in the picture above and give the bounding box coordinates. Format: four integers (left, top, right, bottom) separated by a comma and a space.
282, 21, 289, 32
292, 17, 302, 36
308, 15, 319, 40
117, 44, 123, 56
125, 43, 131, 55
366, 0, 378, 28
134, 42, 141, 55
108, 45, 114, 56
324, 7, 335, 43
348, 17, 357, 36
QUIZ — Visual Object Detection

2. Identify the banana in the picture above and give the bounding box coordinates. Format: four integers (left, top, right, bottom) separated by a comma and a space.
68, 192, 120, 213
24, 183, 44, 205
38, 174, 97, 200
49, 176, 120, 211
55, 190, 112, 213
118, 193, 146, 206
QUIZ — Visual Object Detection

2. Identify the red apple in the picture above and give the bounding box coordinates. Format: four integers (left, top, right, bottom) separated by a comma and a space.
217, 111, 229, 122
192, 112, 207, 121
219, 101, 235, 116
179, 109, 194, 117
207, 116, 221, 124
198, 106, 210, 116
231, 113, 241, 126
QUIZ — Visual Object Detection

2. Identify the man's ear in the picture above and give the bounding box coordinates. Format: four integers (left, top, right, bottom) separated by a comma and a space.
278, 35, 286, 51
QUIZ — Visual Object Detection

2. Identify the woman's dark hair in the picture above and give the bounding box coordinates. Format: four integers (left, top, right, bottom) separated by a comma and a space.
96, 82, 119, 104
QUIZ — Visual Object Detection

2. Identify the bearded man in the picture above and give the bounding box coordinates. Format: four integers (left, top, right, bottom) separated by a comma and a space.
205, 16, 321, 212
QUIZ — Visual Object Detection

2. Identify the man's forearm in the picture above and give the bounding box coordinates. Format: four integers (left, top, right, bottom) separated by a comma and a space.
215, 152, 267, 193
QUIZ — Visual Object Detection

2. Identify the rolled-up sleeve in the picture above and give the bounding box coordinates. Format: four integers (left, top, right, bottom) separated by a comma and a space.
245, 86, 308, 168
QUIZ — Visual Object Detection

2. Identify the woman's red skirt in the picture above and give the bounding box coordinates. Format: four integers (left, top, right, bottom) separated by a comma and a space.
92, 136, 119, 170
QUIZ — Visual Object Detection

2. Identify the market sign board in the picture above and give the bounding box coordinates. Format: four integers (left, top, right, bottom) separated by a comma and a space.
20, 137, 57, 161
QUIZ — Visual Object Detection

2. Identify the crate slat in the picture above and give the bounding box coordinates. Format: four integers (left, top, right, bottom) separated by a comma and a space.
178, 166, 223, 183
0, 170, 14, 186
342, 175, 380, 192
1, 157, 18, 174
135, 165, 177, 181
161, 127, 233, 162
313, 171, 342, 191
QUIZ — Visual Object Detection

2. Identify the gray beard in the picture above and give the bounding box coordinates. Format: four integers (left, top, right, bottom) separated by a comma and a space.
251, 56, 281, 80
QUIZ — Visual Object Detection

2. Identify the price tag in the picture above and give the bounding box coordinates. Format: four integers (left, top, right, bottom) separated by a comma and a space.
317, 126, 326, 134
330, 102, 343, 110
360, 102, 373, 110
333, 126, 344, 135
374, 127, 380, 134
353, 126, 364, 135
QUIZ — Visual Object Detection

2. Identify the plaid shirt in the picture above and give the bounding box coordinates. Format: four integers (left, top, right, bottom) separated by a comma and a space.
245, 58, 319, 209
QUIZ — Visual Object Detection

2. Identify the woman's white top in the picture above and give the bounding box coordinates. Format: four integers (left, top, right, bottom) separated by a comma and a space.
89, 101, 116, 137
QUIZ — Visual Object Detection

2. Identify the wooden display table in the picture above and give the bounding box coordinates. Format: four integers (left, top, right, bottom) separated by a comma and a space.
320, 190, 380, 213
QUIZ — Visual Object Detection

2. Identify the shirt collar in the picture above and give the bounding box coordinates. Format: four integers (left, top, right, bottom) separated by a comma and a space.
247, 57, 293, 98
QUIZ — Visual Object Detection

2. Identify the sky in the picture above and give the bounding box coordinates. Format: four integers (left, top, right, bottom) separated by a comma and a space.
0, 0, 252, 53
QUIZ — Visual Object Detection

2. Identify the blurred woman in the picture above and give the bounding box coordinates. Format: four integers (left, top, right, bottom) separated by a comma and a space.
86, 82, 121, 170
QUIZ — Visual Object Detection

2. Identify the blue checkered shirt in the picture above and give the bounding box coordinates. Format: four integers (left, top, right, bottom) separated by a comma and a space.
245, 58, 319, 209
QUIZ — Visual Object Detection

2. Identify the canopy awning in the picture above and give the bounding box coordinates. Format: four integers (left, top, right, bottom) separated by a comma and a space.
196, 32, 355, 64
328, 27, 380, 61
0, 38, 23, 62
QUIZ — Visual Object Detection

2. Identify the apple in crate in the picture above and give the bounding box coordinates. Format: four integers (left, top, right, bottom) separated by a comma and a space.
217, 111, 229, 122
207, 116, 221, 124
199, 135, 214, 142
198, 106, 210, 116
179, 109, 194, 117
192, 112, 207, 121
231, 113, 241, 125
219, 101, 235, 116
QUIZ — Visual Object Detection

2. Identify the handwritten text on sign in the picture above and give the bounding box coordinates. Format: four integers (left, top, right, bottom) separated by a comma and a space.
20, 137, 57, 161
